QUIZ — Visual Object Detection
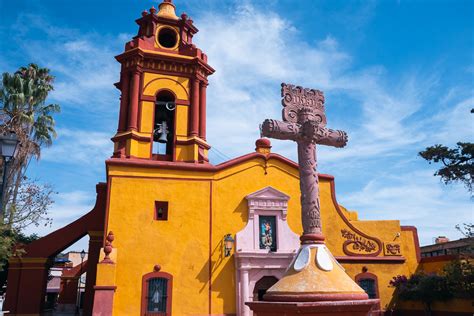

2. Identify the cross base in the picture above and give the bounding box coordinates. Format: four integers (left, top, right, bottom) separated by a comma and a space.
246, 299, 380, 316
261, 242, 371, 304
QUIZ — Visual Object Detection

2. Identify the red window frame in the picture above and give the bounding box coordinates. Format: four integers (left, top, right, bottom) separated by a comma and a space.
355, 271, 380, 302
141, 271, 173, 316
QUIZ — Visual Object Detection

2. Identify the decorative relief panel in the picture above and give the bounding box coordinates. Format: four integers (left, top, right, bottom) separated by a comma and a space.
340, 229, 381, 256
383, 242, 402, 256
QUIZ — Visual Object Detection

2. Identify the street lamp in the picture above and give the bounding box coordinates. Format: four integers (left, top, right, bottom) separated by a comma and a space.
0, 131, 20, 212
76, 250, 86, 314
223, 234, 235, 257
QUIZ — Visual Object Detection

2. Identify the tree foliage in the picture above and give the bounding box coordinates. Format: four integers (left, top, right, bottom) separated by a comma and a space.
0, 64, 60, 265
390, 260, 474, 315
455, 223, 474, 238
443, 259, 474, 299
390, 273, 451, 315
419, 142, 474, 194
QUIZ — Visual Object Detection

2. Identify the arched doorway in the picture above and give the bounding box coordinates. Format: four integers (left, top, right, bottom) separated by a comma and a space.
253, 276, 278, 301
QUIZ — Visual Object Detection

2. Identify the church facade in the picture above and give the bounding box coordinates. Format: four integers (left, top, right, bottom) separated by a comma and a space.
4, 1, 421, 315
88, 1, 422, 314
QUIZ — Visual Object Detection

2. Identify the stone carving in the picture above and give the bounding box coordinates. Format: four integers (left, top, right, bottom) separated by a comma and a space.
340, 229, 380, 255
384, 242, 402, 256
261, 83, 348, 236
102, 231, 115, 264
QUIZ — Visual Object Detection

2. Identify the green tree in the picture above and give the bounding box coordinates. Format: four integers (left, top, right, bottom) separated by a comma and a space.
419, 142, 474, 194
0, 64, 60, 264
443, 259, 474, 299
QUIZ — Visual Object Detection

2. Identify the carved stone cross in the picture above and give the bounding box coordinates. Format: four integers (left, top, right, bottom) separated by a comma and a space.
261, 83, 348, 240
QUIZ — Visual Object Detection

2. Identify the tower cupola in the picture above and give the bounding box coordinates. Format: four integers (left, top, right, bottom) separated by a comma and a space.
112, 0, 214, 163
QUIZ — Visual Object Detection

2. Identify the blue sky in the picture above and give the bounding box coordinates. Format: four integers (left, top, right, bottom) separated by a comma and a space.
0, 0, 473, 248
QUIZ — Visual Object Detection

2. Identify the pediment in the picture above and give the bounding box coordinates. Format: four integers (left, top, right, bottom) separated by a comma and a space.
245, 186, 290, 201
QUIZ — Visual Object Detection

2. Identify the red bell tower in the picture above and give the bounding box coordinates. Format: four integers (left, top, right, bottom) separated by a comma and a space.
112, 0, 214, 163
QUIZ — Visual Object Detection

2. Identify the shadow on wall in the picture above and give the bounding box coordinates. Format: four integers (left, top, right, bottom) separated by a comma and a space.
233, 198, 249, 224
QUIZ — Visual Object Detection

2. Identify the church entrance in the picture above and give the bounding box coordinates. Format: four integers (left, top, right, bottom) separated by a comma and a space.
253, 276, 278, 301
234, 186, 301, 316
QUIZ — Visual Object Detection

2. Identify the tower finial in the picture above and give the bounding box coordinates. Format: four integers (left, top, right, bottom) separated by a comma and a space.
157, 0, 179, 20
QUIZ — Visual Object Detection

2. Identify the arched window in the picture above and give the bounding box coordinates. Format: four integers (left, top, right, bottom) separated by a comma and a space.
355, 271, 379, 299
141, 271, 173, 316
153, 90, 176, 159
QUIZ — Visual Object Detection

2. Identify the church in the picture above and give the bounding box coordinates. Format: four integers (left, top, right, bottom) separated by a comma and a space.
4, 1, 421, 315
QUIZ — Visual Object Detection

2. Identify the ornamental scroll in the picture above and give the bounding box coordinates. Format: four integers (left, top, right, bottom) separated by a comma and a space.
340, 229, 382, 256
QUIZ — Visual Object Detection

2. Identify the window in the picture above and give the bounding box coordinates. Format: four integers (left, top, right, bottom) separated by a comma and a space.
259, 216, 277, 252
358, 278, 377, 299
155, 201, 168, 221
147, 278, 168, 313
141, 271, 172, 316
355, 271, 379, 300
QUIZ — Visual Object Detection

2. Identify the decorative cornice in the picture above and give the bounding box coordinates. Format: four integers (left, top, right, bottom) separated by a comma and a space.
115, 48, 215, 76
111, 130, 151, 143
105, 152, 336, 179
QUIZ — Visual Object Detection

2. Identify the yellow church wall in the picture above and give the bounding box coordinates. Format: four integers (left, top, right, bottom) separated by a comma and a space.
142, 73, 190, 99
209, 158, 303, 314
175, 144, 196, 161
140, 101, 154, 134
175, 105, 189, 137
400, 229, 420, 274
126, 138, 150, 159
106, 175, 211, 315
102, 156, 422, 315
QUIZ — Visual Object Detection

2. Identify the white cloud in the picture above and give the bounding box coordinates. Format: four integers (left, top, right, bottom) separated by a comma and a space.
11, 14, 122, 111
41, 128, 111, 167
340, 170, 473, 245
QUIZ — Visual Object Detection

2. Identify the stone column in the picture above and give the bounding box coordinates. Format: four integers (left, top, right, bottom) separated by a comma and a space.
117, 71, 130, 132
127, 70, 140, 131
199, 82, 207, 140
297, 141, 321, 236
241, 268, 250, 316
190, 78, 200, 136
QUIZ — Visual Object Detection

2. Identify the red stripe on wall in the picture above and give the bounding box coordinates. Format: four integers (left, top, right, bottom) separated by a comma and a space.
209, 180, 213, 314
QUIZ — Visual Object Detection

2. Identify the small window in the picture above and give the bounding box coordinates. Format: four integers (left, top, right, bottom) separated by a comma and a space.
259, 216, 277, 252
155, 201, 168, 221
358, 278, 377, 299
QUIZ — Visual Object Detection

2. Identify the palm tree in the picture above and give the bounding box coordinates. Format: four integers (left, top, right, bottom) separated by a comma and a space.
0, 63, 60, 225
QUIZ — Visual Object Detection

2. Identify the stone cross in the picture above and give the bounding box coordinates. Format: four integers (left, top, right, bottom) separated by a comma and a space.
261, 83, 348, 240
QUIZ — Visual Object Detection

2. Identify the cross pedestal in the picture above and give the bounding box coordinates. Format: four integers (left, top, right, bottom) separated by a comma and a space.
246, 83, 379, 316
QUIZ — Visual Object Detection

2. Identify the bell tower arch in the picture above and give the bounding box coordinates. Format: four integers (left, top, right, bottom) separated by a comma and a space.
112, 0, 214, 163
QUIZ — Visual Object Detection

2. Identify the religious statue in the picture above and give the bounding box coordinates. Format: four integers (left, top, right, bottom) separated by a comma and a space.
261, 220, 273, 250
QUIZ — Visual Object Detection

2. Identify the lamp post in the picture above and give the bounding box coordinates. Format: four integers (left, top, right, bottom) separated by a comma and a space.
0, 131, 20, 217
76, 250, 86, 315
